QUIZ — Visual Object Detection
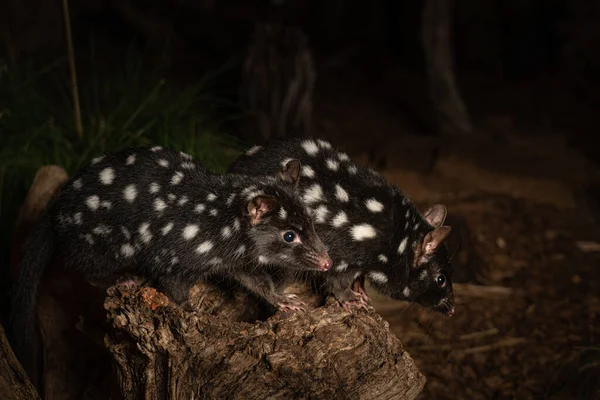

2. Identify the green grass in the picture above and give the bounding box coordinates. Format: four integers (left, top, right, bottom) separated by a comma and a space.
0, 44, 245, 282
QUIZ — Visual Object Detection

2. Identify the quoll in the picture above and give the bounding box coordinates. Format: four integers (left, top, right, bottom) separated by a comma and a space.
10, 145, 332, 388
228, 138, 455, 315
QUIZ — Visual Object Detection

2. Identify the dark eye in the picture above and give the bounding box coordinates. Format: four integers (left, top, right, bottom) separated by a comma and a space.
283, 231, 296, 243
436, 274, 446, 288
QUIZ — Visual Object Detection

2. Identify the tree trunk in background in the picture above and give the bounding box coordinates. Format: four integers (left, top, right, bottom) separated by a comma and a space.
105, 282, 425, 399
240, 23, 316, 143
422, 0, 473, 136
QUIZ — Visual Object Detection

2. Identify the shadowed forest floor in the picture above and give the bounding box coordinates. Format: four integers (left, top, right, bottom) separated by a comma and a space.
313, 68, 600, 399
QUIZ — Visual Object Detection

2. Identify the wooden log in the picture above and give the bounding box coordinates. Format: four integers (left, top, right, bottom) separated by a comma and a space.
0, 325, 40, 400
105, 281, 426, 399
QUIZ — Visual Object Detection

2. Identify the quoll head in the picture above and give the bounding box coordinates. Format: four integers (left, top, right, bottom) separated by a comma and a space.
371, 204, 455, 316
247, 159, 332, 272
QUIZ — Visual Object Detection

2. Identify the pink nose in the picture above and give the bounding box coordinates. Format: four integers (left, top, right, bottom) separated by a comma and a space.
447, 306, 455, 317
319, 257, 333, 271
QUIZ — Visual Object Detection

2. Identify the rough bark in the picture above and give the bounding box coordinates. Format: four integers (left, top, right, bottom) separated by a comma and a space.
0, 325, 40, 400
105, 281, 426, 400
240, 22, 316, 143
422, 0, 473, 136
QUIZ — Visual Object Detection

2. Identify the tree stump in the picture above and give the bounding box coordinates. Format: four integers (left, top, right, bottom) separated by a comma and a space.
105, 281, 426, 399
240, 22, 316, 143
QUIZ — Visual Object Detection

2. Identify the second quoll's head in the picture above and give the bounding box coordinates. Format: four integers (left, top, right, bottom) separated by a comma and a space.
376, 204, 455, 316
246, 159, 332, 272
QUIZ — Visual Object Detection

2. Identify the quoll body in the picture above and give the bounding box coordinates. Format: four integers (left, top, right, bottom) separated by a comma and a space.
10, 146, 331, 389
228, 138, 455, 315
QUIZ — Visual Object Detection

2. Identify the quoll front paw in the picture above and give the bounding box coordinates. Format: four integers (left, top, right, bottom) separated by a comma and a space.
276, 294, 306, 313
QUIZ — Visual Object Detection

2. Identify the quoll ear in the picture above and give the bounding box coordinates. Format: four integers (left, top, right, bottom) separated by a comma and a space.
423, 204, 447, 227
248, 195, 279, 225
277, 159, 301, 187
422, 226, 452, 255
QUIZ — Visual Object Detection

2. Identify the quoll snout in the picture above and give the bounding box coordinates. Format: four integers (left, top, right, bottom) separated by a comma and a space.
319, 255, 333, 271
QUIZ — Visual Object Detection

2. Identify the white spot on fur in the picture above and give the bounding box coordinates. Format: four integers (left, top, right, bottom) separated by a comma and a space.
348, 165, 358, 175
170, 256, 179, 265
405, 209, 410, 218
210, 209, 218, 216
91, 156, 104, 164
138, 222, 152, 243
365, 198, 384, 213
194, 203, 206, 213
126, 154, 136, 165
302, 184, 324, 204
314, 205, 329, 223
154, 198, 167, 212
397, 237, 408, 255
233, 219, 241, 231
208, 257, 223, 265
196, 240, 214, 254
207, 193, 217, 201
171, 171, 184, 185
335, 184, 349, 202
178, 196, 189, 206
246, 145, 262, 155
168, 193, 177, 202
244, 190, 263, 201
301, 139, 319, 156
414, 223, 420, 230
301, 165, 315, 178
93, 224, 111, 236
149, 182, 160, 193
326, 159, 339, 171
279, 207, 287, 219
332, 211, 349, 227
180, 151, 193, 159
83, 234, 94, 245
86, 195, 100, 211
161, 222, 173, 235
151, 146, 163, 152
338, 152, 350, 162
73, 179, 82, 190
120, 244, 135, 257
99, 167, 115, 185
226, 193, 236, 206
182, 224, 199, 240
317, 139, 332, 149
258, 255, 269, 264
74, 212, 83, 225
419, 269, 428, 280
234, 244, 246, 256
335, 261, 348, 272
404, 221, 409, 230
101, 200, 111, 209
121, 226, 131, 240
221, 226, 232, 239
241, 186, 257, 196
181, 162, 195, 170
403, 287, 411, 297
157, 159, 169, 167
350, 224, 377, 241
123, 184, 137, 203
368, 271, 388, 284
378, 254, 388, 263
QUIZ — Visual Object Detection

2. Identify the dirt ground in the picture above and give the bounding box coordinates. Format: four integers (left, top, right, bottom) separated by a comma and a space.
313, 68, 600, 399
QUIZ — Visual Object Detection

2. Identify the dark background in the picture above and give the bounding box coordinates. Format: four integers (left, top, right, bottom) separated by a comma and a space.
1, 0, 599, 399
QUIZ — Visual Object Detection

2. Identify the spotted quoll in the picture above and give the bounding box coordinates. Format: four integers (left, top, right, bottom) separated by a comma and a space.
10, 146, 332, 388
228, 138, 455, 315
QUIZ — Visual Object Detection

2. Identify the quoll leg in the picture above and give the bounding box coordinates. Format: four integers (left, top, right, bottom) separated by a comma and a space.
325, 273, 371, 311
233, 273, 306, 313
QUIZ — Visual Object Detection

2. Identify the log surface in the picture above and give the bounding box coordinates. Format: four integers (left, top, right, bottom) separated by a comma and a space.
105, 283, 426, 400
